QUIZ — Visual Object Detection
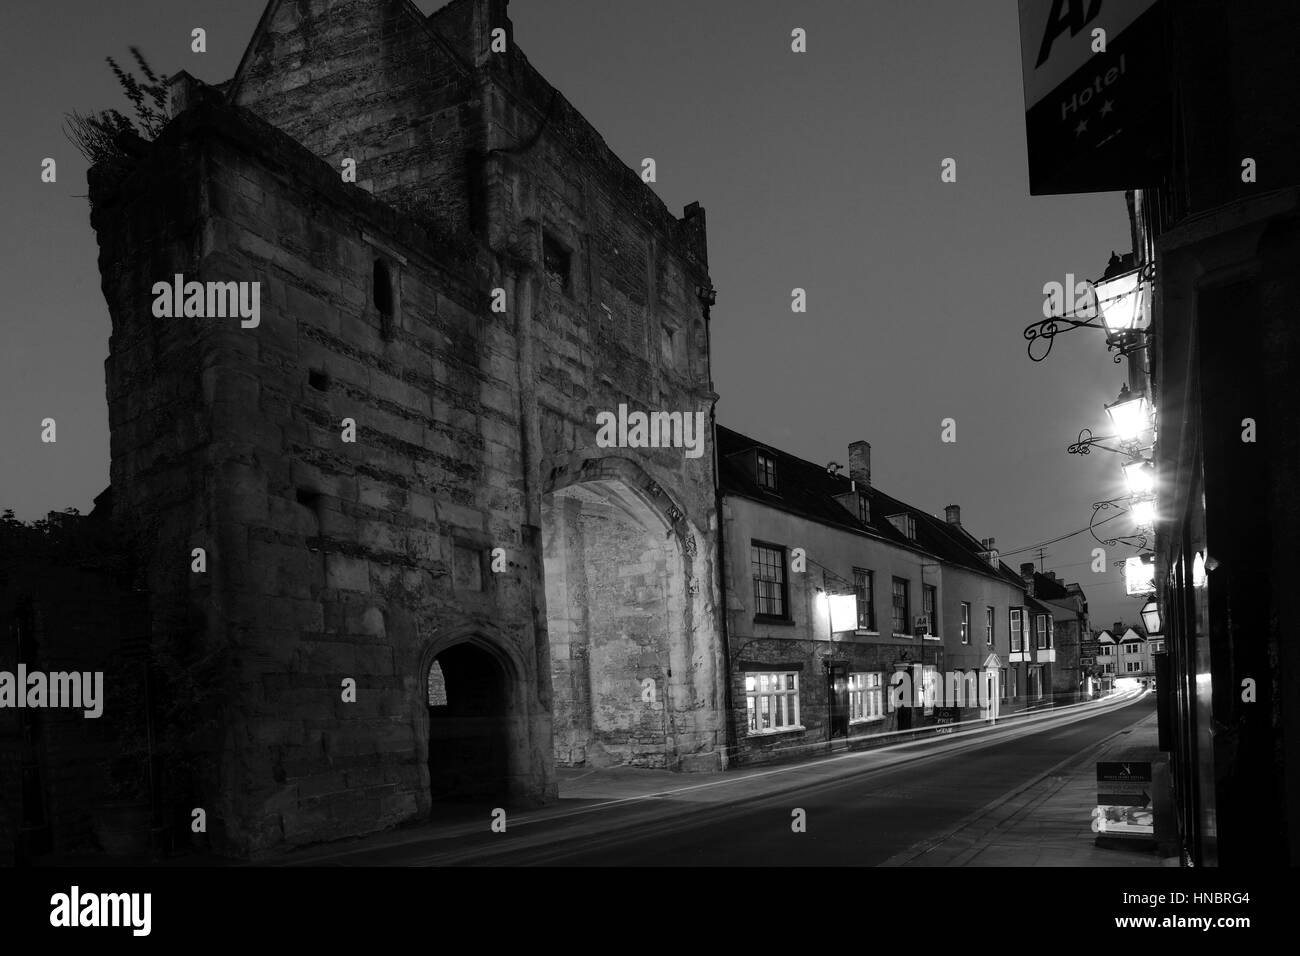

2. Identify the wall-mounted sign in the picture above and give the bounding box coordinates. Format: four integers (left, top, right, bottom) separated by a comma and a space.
1018, 0, 1171, 194
828, 592, 858, 633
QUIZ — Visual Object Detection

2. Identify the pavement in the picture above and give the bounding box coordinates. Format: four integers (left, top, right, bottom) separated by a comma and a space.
880, 706, 1180, 866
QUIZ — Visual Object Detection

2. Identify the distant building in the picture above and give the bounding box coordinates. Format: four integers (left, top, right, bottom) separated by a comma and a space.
1019, 565, 1090, 705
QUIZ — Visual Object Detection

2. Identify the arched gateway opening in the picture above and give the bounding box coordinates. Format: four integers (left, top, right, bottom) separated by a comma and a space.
541, 471, 690, 769
426, 642, 511, 801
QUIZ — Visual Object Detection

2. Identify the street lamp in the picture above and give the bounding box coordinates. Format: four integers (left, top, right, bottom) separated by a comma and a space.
1130, 496, 1157, 531
1122, 459, 1156, 496
1092, 258, 1151, 335
1124, 555, 1156, 595
1104, 384, 1151, 443
1140, 597, 1162, 636
1022, 254, 1154, 362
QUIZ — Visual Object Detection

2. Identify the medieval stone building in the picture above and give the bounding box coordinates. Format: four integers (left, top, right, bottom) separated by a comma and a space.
88, 0, 725, 856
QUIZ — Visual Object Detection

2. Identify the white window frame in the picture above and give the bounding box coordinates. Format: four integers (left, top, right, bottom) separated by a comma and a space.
849, 672, 884, 723
985, 606, 994, 645
1010, 608, 1023, 652
1036, 614, 1050, 650
745, 672, 802, 735
960, 602, 971, 644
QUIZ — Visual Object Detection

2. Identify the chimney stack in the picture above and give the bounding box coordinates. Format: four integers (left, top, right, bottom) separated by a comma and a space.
1020, 562, 1035, 577
1114, 620, 1123, 634
944, 505, 961, 526
848, 441, 871, 489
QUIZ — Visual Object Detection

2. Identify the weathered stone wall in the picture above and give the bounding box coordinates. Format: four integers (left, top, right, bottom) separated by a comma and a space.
233, 0, 482, 242
92, 0, 723, 855
93, 101, 554, 855
230, 0, 725, 775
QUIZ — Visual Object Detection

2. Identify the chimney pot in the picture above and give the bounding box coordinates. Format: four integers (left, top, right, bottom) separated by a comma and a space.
944, 504, 961, 526
848, 441, 871, 489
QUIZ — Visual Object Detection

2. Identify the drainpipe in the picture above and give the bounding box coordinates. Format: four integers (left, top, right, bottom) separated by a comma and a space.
712, 396, 735, 769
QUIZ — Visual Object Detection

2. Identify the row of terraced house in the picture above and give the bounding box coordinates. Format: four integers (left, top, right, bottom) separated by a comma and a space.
716, 425, 1093, 765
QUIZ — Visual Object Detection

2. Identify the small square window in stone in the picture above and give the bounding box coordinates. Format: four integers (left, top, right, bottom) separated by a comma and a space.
543, 233, 571, 292
453, 544, 483, 591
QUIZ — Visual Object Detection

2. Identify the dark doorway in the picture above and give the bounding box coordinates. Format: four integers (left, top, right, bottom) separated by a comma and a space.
828, 663, 849, 739
426, 643, 510, 803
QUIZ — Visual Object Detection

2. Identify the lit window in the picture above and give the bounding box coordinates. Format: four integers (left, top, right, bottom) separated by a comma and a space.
745, 672, 800, 734
849, 672, 883, 721
960, 602, 971, 644
752, 543, 787, 618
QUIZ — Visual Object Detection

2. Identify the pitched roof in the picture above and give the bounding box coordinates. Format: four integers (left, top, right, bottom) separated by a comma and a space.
718, 425, 1026, 588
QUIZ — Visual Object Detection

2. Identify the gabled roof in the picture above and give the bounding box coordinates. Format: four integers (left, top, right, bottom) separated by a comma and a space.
718, 425, 1026, 589
224, 0, 472, 105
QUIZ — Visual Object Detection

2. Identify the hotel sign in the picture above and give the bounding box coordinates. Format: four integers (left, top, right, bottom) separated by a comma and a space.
1018, 0, 1171, 194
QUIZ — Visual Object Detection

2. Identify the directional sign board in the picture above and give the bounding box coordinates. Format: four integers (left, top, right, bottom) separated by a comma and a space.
1093, 761, 1155, 838
1017, 0, 1172, 194
1097, 761, 1152, 805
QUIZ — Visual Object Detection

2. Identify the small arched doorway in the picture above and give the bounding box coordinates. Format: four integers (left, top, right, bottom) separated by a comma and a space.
426, 642, 511, 802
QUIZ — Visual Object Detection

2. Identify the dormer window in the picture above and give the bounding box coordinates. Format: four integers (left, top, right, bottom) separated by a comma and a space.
857, 493, 870, 524
886, 512, 915, 540
756, 451, 778, 491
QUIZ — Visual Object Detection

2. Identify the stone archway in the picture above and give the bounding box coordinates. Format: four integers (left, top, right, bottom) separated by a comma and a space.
417, 630, 542, 807
425, 642, 510, 801
541, 461, 698, 770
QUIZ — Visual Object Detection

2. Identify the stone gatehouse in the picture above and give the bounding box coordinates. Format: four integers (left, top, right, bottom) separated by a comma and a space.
89, 0, 726, 856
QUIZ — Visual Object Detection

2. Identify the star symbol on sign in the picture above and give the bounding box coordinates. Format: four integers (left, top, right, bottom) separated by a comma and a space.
1100, 100, 1114, 116
1074, 119, 1089, 136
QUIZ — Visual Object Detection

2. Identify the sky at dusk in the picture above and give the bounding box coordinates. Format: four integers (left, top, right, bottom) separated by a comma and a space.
0, 0, 1140, 626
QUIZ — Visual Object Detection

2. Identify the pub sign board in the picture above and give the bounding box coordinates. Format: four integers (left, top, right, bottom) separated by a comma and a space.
1018, 0, 1172, 194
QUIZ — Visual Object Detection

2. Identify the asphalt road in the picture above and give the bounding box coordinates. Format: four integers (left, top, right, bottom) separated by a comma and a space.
294, 694, 1155, 867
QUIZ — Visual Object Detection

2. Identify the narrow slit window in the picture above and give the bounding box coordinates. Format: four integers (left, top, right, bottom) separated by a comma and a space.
373, 259, 395, 339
